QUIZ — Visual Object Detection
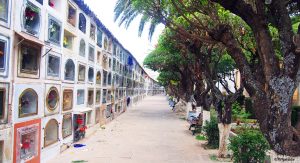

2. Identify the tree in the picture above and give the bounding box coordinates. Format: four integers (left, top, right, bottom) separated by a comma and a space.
143, 30, 196, 102
145, 28, 243, 157
115, 0, 300, 156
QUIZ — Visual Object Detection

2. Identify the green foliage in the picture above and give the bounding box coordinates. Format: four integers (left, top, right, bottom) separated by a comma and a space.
203, 116, 219, 149
291, 16, 300, 33
216, 54, 236, 74
229, 129, 270, 163
210, 107, 217, 119
196, 134, 207, 141
232, 102, 251, 122
156, 69, 180, 87
210, 154, 218, 161
291, 106, 300, 127
244, 98, 255, 119
292, 22, 300, 33
232, 125, 259, 135
236, 95, 245, 106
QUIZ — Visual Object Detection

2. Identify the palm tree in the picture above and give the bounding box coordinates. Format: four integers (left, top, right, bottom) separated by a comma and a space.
114, 0, 164, 40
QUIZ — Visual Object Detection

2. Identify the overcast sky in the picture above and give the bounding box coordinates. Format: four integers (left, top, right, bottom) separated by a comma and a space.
85, 0, 164, 80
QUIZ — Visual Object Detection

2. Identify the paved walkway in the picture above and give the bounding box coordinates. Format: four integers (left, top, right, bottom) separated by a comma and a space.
49, 95, 216, 163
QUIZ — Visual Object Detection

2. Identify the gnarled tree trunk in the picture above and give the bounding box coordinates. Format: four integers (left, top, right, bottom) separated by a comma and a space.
216, 100, 233, 158
251, 76, 300, 156
218, 123, 231, 158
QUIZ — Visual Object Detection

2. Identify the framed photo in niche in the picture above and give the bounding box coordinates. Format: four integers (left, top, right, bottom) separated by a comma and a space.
78, 64, 86, 82
63, 89, 73, 111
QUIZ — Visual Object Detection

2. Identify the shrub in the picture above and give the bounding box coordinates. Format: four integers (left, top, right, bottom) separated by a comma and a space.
229, 129, 270, 163
245, 98, 255, 119
291, 106, 300, 127
196, 134, 207, 141
236, 95, 245, 106
232, 102, 251, 123
210, 107, 217, 119
203, 116, 219, 149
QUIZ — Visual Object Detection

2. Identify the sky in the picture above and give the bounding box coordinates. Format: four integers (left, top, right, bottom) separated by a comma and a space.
84, 0, 164, 80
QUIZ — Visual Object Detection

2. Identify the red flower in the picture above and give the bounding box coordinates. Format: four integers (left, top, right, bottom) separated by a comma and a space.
49, 1, 54, 7
25, 8, 36, 19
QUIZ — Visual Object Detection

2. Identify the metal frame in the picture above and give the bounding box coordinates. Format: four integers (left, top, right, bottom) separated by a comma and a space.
62, 113, 72, 139
17, 42, 41, 78
48, 14, 62, 45
18, 88, 38, 118
46, 87, 59, 112
44, 119, 59, 147
21, 1, 41, 37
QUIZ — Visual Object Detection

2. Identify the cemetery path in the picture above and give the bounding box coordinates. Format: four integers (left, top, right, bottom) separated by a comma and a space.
49, 95, 216, 163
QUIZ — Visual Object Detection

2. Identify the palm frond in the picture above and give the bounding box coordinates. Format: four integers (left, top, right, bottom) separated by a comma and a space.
148, 20, 159, 41
138, 15, 150, 36
114, 0, 132, 22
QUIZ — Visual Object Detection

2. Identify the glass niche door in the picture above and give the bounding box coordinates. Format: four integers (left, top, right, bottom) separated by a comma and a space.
16, 124, 39, 163
73, 114, 86, 142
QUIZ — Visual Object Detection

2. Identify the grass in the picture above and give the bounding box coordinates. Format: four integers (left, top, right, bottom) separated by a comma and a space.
196, 134, 207, 141
72, 160, 88, 163
243, 119, 257, 123
179, 117, 186, 120
210, 154, 218, 161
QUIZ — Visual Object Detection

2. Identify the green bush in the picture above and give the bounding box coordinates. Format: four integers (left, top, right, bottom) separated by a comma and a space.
232, 102, 251, 122
196, 134, 207, 141
210, 107, 217, 119
229, 129, 270, 163
236, 95, 245, 106
244, 98, 255, 119
203, 116, 219, 149
291, 106, 300, 127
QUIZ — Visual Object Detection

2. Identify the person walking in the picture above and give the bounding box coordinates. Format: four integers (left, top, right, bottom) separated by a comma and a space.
126, 96, 131, 107
169, 99, 176, 111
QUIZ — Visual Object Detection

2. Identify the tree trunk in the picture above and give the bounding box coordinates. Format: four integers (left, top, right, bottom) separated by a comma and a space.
251, 76, 300, 156
216, 100, 233, 158
174, 99, 187, 113
218, 123, 231, 158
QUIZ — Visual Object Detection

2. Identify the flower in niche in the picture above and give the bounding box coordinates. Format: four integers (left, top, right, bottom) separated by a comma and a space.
25, 6, 38, 21
49, 0, 54, 7
63, 37, 68, 48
